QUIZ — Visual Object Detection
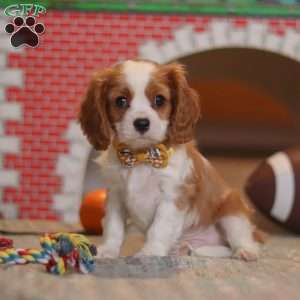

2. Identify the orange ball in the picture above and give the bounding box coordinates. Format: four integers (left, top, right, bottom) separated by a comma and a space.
80, 189, 107, 234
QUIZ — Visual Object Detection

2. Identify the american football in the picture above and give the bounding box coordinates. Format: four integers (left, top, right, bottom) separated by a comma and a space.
245, 148, 300, 233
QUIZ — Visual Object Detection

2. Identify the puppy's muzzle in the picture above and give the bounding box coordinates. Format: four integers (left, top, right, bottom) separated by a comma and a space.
133, 118, 150, 134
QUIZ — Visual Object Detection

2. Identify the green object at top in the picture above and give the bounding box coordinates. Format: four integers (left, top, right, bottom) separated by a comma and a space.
1, 0, 300, 17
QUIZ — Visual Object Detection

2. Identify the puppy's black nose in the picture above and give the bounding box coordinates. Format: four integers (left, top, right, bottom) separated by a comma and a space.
133, 118, 150, 134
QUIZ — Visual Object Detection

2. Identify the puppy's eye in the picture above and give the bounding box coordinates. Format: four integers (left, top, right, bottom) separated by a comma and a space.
154, 95, 165, 107
115, 96, 129, 109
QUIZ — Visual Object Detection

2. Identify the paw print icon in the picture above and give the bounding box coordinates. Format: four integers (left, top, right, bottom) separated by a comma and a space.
5, 16, 45, 48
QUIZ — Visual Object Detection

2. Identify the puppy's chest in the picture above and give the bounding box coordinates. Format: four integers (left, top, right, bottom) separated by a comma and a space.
120, 166, 163, 229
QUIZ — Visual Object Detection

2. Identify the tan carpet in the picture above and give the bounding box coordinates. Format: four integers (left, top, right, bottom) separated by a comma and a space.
1, 155, 299, 300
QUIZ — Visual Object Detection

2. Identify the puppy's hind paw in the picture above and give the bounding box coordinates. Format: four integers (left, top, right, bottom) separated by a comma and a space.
233, 244, 259, 262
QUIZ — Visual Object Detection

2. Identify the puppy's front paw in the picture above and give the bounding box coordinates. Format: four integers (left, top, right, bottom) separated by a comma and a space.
135, 245, 167, 257
233, 243, 259, 261
134, 250, 148, 258
96, 245, 119, 259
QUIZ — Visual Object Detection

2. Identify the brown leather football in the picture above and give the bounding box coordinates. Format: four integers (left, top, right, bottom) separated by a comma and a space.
245, 148, 300, 233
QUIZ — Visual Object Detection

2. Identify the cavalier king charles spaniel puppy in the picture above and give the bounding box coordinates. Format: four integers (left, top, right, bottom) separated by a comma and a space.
79, 59, 263, 260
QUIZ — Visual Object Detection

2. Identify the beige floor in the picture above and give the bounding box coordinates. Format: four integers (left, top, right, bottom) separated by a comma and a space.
1, 156, 299, 300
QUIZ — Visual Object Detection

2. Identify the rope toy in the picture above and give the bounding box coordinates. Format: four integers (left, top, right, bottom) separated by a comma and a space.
0, 233, 97, 275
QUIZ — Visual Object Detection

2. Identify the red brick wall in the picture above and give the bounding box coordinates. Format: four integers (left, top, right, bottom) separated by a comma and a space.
3, 11, 298, 220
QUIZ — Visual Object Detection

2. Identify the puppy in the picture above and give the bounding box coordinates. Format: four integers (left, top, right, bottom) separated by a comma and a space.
79, 59, 262, 260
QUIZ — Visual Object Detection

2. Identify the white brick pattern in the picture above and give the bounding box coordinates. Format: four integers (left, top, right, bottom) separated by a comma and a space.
139, 19, 300, 63
0, 103, 22, 120
0, 10, 24, 218
0, 136, 20, 153
0, 170, 19, 187
54, 121, 91, 223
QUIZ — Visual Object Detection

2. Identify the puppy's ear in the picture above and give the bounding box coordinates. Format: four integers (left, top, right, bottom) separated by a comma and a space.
78, 69, 114, 150
164, 63, 201, 145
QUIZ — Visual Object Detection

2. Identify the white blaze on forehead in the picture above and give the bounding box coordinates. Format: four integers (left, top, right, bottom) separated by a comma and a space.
122, 60, 156, 98
115, 60, 169, 148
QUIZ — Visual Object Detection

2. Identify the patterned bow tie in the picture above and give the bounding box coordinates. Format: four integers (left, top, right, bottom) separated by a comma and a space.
115, 143, 174, 168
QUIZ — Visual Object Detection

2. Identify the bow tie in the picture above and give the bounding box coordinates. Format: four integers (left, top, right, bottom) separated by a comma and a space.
115, 143, 174, 168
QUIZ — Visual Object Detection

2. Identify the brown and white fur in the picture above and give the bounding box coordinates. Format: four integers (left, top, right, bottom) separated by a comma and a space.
79, 60, 262, 261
